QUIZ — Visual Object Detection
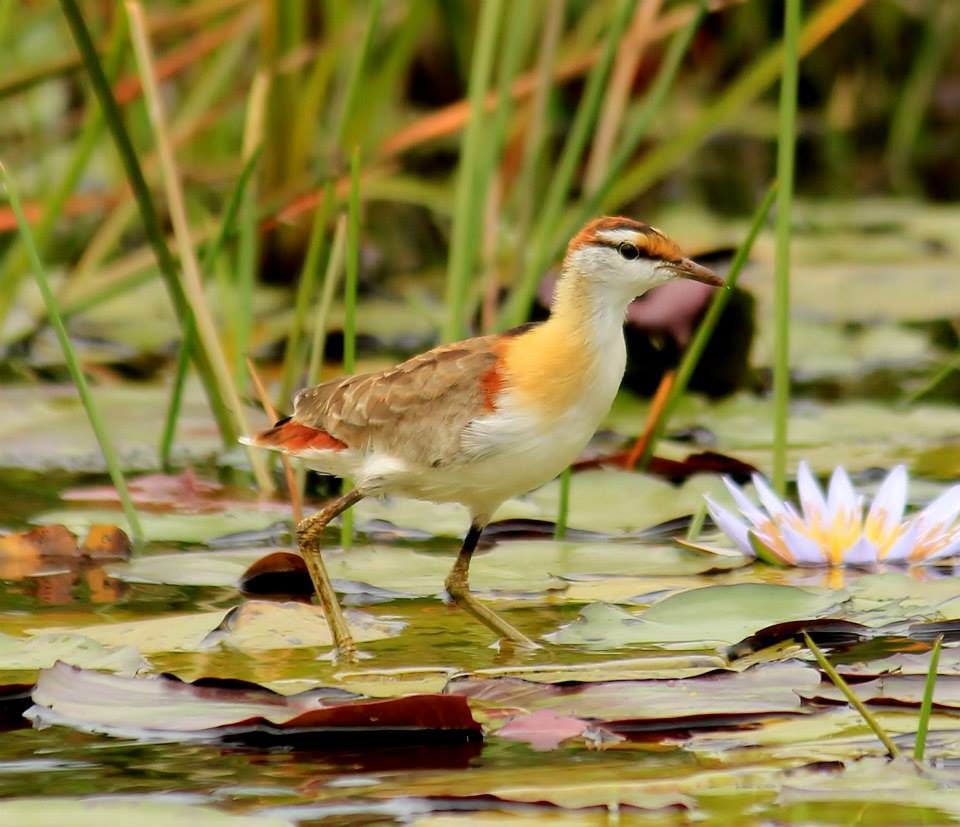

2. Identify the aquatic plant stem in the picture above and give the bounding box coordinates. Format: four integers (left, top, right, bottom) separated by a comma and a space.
125, 0, 273, 494
915, 635, 943, 762
442, 0, 504, 343
502, 0, 636, 330
279, 182, 334, 408
246, 358, 303, 525
298, 214, 348, 504
58, 0, 236, 447
0, 164, 144, 546
803, 632, 901, 759
341, 151, 362, 548
633, 183, 777, 469
159, 148, 262, 470
0, 11, 127, 328
554, 467, 572, 539
771, 0, 800, 496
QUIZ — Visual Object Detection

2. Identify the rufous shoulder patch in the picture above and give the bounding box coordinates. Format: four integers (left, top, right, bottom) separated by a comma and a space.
253, 418, 348, 452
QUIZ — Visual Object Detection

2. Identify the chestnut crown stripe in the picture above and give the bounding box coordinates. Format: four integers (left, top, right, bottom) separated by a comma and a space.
568, 216, 683, 262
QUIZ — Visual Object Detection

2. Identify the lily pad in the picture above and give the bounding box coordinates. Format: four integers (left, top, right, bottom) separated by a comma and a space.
550, 584, 846, 649
34, 601, 401, 654
0, 798, 293, 827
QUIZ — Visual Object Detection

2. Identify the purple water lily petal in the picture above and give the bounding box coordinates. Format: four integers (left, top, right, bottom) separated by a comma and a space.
796, 461, 827, 525
721, 477, 767, 527
842, 537, 879, 567
921, 530, 960, 562
826, 466, 857, 522
705, 496, 754, 556
752, 473, 788, 520
914, 485, 960, 536
865, 465, 908, 537
777, 520, 827, 567
883, 520, 919, 563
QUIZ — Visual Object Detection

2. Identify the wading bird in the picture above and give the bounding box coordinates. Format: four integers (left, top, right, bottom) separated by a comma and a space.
245, 217, 722, 659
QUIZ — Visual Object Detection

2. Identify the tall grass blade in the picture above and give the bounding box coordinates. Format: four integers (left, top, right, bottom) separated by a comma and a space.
160, 148, 262, 469
0, 164, 144, 546
341, 150, 362, 548
601, 0, 865, 212
502, 0, 637, 330
0, 11, 128, 329
247, 357, 303, 525
125, 0, 273, 493
234, 71, 269, 389
803, 632, 901, 759
58, 0, 237, 446
915, 635, 943, 762
299, 214, 348, 505
511, 0, 565, 279
442, 0, 504, 343
634, 183, 777, 468
567, 2, 703, 249
333, 0, 383, 155
772, 0, 801, 496
280, 182, 334, 407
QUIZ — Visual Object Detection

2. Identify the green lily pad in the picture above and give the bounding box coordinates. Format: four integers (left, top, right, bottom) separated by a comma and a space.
550, 584, 846, 649
34, 601, 400, 654
0, 632, 146, 675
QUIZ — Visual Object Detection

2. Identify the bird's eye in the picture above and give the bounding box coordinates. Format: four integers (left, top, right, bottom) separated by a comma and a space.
618, 242, 640, 261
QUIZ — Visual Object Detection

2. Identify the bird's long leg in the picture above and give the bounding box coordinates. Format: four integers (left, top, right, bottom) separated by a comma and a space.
445, 522, 539, 649
297, 488, 365, 661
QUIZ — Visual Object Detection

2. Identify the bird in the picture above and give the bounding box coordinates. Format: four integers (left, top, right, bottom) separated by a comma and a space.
244, 217, 723, 660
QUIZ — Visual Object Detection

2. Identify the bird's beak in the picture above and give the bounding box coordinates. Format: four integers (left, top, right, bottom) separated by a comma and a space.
664, 257, 725, 287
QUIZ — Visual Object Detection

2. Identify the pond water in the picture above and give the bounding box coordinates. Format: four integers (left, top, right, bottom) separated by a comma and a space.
2, 461, 960, 826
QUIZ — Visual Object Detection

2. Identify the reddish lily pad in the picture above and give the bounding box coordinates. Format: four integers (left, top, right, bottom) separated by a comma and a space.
26, 662, 482, 744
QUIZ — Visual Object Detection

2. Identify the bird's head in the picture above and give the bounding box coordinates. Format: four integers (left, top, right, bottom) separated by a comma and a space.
564, 216, 723, 300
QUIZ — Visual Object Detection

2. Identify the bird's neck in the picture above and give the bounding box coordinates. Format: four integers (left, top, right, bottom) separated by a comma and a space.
500, 267, 630, 420
545, 266, 634, 353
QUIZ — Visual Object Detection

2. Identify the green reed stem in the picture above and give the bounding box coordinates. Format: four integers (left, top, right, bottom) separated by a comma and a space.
58, 0, 236, 445
501, 0, 637, 330
772, 0, 801, 497
602, 0, 862, 212
560, 4, 703, 254
307, 216, 348, 390
0, 11, 128, 331
554, 466, 572, 539
686, 501, 708, 541
159, 148, 261, 470
804, 632, 901, 759
511, 0, 565, 281
915, 635, 943, 762
333, 0, 383, 154
1, 164, 144, 545
637, 183, 777, 469
341, 150, 362, 548
299, 215, 348, 505
887, 3, 960, 192
280, 182, 333, 407
442, 0, 504, 343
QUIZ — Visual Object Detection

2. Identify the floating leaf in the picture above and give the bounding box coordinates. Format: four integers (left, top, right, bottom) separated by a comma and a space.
550, 584, 846, 649
35, 601, 401, 654
0, 632, 146, 674
0, 797, 294, 827
26, 662, 481, 744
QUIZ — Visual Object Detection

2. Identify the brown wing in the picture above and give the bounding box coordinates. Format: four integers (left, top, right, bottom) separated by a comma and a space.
291, 335, 503, 467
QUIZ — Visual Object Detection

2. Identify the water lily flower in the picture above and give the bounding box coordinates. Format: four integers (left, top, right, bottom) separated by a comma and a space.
705, 463, 960, 567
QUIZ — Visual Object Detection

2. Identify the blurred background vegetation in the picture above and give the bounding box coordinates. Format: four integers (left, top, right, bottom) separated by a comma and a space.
0, 0, 958, 468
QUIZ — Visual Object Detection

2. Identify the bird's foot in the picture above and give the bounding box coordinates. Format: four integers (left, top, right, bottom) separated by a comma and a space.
445, 576, 540, 650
